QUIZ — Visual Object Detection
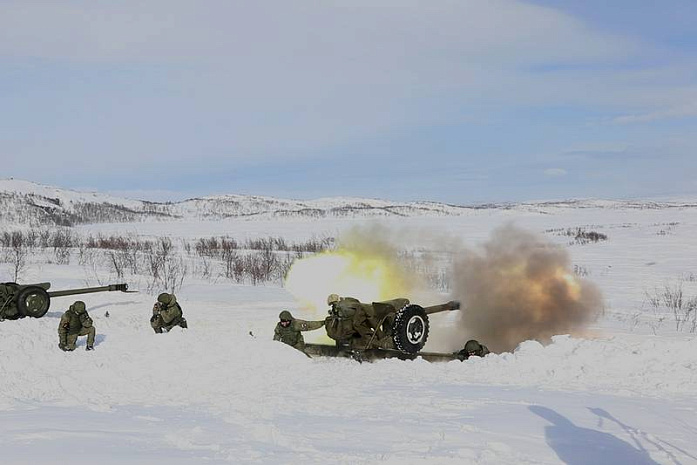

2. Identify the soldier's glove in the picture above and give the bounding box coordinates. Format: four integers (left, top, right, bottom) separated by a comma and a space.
81, 315, 94, 328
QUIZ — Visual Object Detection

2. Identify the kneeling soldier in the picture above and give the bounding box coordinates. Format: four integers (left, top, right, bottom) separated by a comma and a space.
273, 310, 324, 351
58, 301, 95, 351
151, 292, 188, 333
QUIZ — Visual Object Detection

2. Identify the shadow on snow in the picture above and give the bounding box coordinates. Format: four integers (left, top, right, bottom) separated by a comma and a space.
530, 405, 660, 465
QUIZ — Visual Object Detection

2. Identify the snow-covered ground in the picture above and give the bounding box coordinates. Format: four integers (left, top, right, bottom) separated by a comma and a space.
2, 201, 697, 464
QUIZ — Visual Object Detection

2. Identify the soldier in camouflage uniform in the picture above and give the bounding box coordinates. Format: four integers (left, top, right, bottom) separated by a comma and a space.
455, 339, 490, 360
150, 293, 188, 333
58, 301, 95, 351
326, 294, 401, 350
273, 310, 325, 351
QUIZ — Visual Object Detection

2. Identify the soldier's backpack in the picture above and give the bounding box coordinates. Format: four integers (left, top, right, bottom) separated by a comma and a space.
334, 297, 360, 319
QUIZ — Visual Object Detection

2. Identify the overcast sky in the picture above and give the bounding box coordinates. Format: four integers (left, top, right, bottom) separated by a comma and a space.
2, 0, 696, 203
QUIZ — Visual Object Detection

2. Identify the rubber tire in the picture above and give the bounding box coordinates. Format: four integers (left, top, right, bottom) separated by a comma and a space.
16, 286, 51, 318
392, 304, 429, 354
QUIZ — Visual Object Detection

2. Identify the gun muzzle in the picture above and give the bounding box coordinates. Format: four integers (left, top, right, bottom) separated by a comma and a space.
424, 300, 461, 315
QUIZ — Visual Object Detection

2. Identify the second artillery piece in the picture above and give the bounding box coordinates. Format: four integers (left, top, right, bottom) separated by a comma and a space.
0, 282, 129, 320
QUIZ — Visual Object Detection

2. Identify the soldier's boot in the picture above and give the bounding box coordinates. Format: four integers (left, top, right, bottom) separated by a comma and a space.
153, 327, 163, 334
179, 318, 188, 329
86, 345, 94, 351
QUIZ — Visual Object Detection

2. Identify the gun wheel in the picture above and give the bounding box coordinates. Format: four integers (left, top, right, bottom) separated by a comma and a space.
392, 304, 429, 354
16, 286, 51, 318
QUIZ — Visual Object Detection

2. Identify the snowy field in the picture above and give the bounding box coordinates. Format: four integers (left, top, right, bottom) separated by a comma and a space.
2, 204, 697, 464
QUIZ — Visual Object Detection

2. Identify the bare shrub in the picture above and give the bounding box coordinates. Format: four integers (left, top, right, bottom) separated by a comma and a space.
259, 246, 279, 282
247, 237, 273, 252
192, 235, 333, 258
570, 229, 607, 245
106, 250, 129, 279
232, 254, 245, 282
222, 246, 240, 281
53, 247, 71, 265
146, 237, 187, 293
196, 237, 219, 257
295, 235, 334, 253
51, 228, 76, 265
655, 222, 679, 236
547, 227, 608, 245
197, 254, 213, 280
244, 253, 264, 285
37, 229, 51, 247
644, 280, 697, 333
573, 265, 590, 277
161, 254, 187, 293
189, 234, 333, 285
277, 253, 296, 283
0, 226, 333, 290
79, 248, 106, 285
1, 231, 31, 281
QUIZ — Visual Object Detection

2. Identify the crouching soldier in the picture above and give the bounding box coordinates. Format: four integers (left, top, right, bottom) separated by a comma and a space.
58, 301, 95, 351
455, 339, 490, 360
150, 292, 188, 333
273, 310, 325, 351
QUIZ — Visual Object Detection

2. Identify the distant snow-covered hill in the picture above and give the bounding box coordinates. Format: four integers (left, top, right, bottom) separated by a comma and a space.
0, 179, 477, 226
2, 178, 696, 227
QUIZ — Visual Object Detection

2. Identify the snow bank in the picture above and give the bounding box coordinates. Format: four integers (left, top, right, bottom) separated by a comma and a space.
2, 293, 695, 415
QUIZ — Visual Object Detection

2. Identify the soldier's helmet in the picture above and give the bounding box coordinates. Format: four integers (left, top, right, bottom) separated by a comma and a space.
464, 339, 482, 354
72, 301, 87, 314
327, 294, 340, 306
279, 310, 293, 321
157, 293, 172, 305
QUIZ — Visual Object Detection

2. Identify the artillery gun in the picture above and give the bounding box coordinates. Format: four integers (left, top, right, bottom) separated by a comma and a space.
307, 297, 461, 359
0, 282, 129, 320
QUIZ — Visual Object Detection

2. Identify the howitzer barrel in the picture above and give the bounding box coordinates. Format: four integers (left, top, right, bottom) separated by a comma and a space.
423, 300, 460, 315
48, 283, 129, 298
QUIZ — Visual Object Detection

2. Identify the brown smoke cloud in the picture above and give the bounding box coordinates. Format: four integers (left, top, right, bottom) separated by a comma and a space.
449, 224, 603, 353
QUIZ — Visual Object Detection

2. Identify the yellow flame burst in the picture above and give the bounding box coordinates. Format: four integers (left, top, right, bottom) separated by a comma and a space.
284, 250, 414, 318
